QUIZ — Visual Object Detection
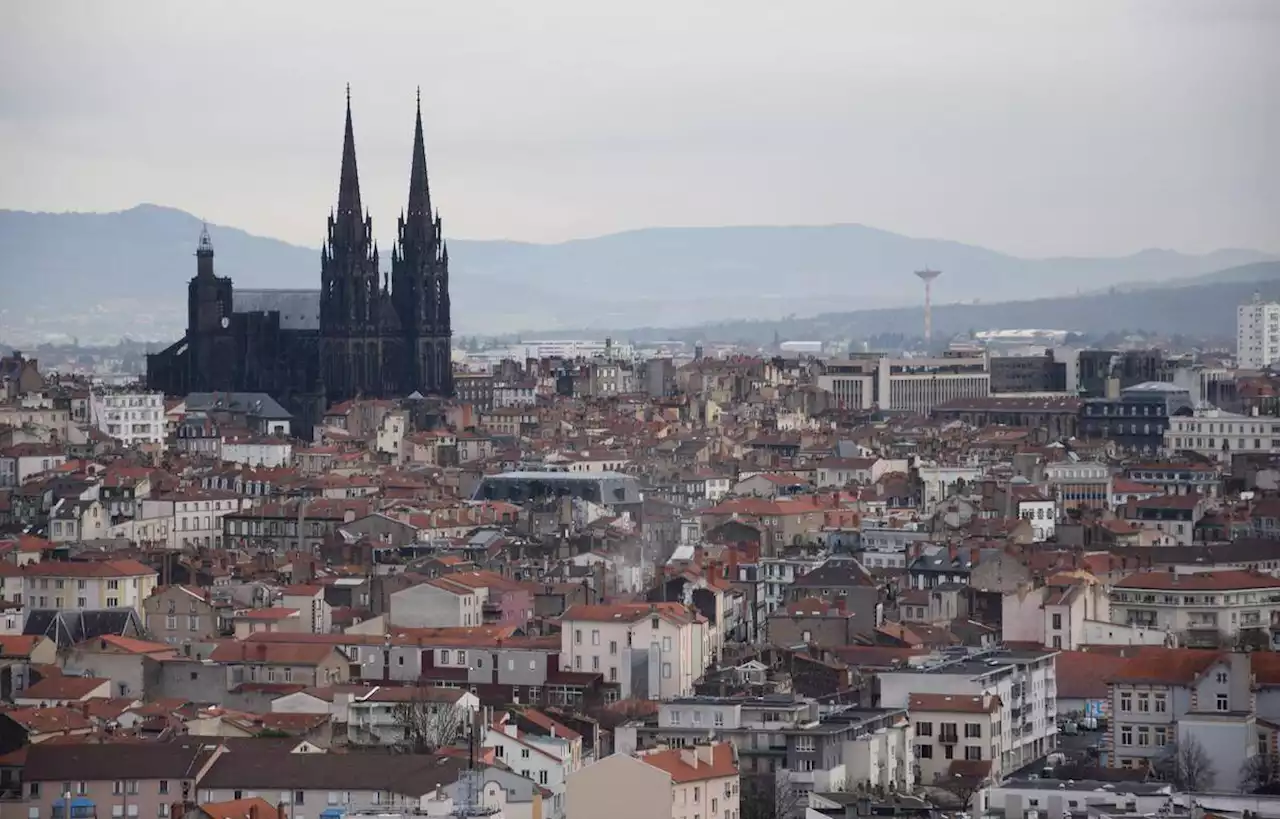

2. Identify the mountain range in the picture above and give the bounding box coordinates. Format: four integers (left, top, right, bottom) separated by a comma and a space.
0, 203, 1274, 344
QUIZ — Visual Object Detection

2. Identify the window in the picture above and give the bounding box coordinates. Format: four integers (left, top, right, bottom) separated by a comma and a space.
609, 640, 617, 655
1138, 693, 1150, 712
574, 629, 582, 644
107, 597, 118, 607
1217, 694, 1229, 711
1154, 694, 1167, 713
714, 711, 724, 727
651, 617, 660, 629
1216, 670, 1229, 684
158, 781, 169, 795
916, 744, 933, 759
1121, 725, 1132, 746
1120, 693, 1132, 712
521, 748, 530, 759
166, 615, 178, 630
662, 636, 672, 652
662, 662, 672, 679
592, 656, 600, 671
964, 723, 982, 738
591, 629, 600, 646
965, 745, 982, 760
671, 710, 682, 725
916, 721, 933, 737
794, 735, 815, 752
1051, 613, 1062, 630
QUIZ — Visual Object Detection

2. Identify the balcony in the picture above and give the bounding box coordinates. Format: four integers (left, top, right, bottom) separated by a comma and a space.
939, 732, 959, 745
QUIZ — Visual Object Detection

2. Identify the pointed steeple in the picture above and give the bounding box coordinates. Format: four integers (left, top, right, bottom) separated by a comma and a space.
337, 84, 362, 219
406, 86, 433, 240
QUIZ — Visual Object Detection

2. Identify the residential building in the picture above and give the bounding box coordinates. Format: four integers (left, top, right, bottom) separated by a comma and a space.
197, 752, 469, 814
559, 602, 707, 700
1165, 408, 1280, 461
1237, 295, 1280, 369
21, 741, 220, 819
567, 743, 739, 819
277, 584, 332, 634
0, 444, 66, 489
20, 559, 158, 619
88, 389, 165, 448
909, 692, 1004, 786
143, 585, 224, 645
390, 577, 483, 628
1109, 569, 1280, 648
878, 649, 1058, 772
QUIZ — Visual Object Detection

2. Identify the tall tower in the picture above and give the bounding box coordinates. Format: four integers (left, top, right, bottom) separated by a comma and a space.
914, 268, 942, 345
392, 88, 453, 397
320, 86, 384, 400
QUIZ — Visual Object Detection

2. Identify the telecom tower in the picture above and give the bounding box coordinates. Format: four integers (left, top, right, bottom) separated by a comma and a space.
914, 268, 942, 344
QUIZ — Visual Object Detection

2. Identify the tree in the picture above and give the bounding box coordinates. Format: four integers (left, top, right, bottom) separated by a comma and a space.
740, 771, 808, 819
931, 770, 986, 812
1240, 752, 1280, 794
1153, 735, 1217, 791
390, 691, 466, 754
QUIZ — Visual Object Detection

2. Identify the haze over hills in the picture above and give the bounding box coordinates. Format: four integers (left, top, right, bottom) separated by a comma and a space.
0, 203, 1274, 344
597, 260, 1280, 346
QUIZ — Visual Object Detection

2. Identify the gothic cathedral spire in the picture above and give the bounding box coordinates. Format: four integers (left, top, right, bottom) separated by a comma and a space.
404, 86, 435, 252
338, 83, 362, 220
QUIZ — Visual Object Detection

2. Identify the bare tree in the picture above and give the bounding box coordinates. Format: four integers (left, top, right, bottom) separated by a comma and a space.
390, 691, 465, 754
931, 771, 986, 812
740, 771, 808, 819
1240, 752, 1280, 794
1153, 735, 1217, 792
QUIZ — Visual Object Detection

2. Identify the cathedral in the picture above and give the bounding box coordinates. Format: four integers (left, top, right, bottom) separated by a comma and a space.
146, 90, 453, 423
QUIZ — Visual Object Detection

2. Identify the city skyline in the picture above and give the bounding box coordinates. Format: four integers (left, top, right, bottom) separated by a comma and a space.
2, 0, 1278, 258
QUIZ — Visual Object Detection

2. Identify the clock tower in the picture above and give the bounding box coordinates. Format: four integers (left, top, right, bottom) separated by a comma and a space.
186, 223, 237, 391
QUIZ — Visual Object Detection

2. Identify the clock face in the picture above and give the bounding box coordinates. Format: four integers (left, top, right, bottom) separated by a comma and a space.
220, 317, 230, 329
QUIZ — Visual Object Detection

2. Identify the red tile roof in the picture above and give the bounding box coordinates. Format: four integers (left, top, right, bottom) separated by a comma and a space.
639, 742, 738, 783
1115, 570, 1280, 591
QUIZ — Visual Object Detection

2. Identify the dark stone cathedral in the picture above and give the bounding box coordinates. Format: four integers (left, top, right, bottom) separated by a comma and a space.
147, 91, 453, 424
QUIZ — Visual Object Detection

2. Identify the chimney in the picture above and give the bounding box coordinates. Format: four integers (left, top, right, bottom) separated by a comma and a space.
696, 743, 716, 767
680, 747, 698, 768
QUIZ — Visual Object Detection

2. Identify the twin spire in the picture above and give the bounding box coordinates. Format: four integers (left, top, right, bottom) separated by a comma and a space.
334, 85, 436, 249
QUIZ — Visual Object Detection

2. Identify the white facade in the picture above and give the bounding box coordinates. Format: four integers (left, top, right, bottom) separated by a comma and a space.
879, 651, 1058, 772
220, 438, 293, 467
1165, 409, 1280, 460
1237, 298, 1280, 369
88, 390, 165, 447
1016, 499, 1057, 542
560, 606, 707, 700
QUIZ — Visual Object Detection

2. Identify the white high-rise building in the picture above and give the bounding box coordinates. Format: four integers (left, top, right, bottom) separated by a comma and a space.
1237, 296, 1280, 369
89, 389, 166, 448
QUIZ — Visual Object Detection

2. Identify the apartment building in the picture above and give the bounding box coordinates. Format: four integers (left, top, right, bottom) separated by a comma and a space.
909, 692, 1003, 787
559, 602, 707, 700
484, 716, 577, 819
1237, 296, 1280, 369
21, 742, 219, 819
277, 584, 332, 634
1165, 408, 1280, 461
141, 490, 252, 550
879, 649, 1058, 772
20, 559, 158, 619
88, 389, 165, 448
389, 577, 483, 628
1109, 569, 1280, 648
567, 743, 739, 819
1105, 649, 1257, 790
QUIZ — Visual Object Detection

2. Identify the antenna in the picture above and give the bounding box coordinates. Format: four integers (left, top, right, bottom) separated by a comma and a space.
914, 268, 942, 345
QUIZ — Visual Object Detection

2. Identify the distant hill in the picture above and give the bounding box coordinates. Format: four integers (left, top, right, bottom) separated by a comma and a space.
0, 203, 1273, 342
600, 261, 1280, 345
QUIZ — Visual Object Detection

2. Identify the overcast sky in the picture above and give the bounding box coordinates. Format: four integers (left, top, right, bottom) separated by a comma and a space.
2, 1, 1277, 257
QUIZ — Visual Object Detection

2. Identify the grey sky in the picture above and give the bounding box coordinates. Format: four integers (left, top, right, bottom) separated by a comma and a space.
2, 0, 1277, 257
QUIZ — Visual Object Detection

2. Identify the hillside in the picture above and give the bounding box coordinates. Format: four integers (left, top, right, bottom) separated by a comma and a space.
605, 261, 1280, 345
0, 204, 1273, 342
